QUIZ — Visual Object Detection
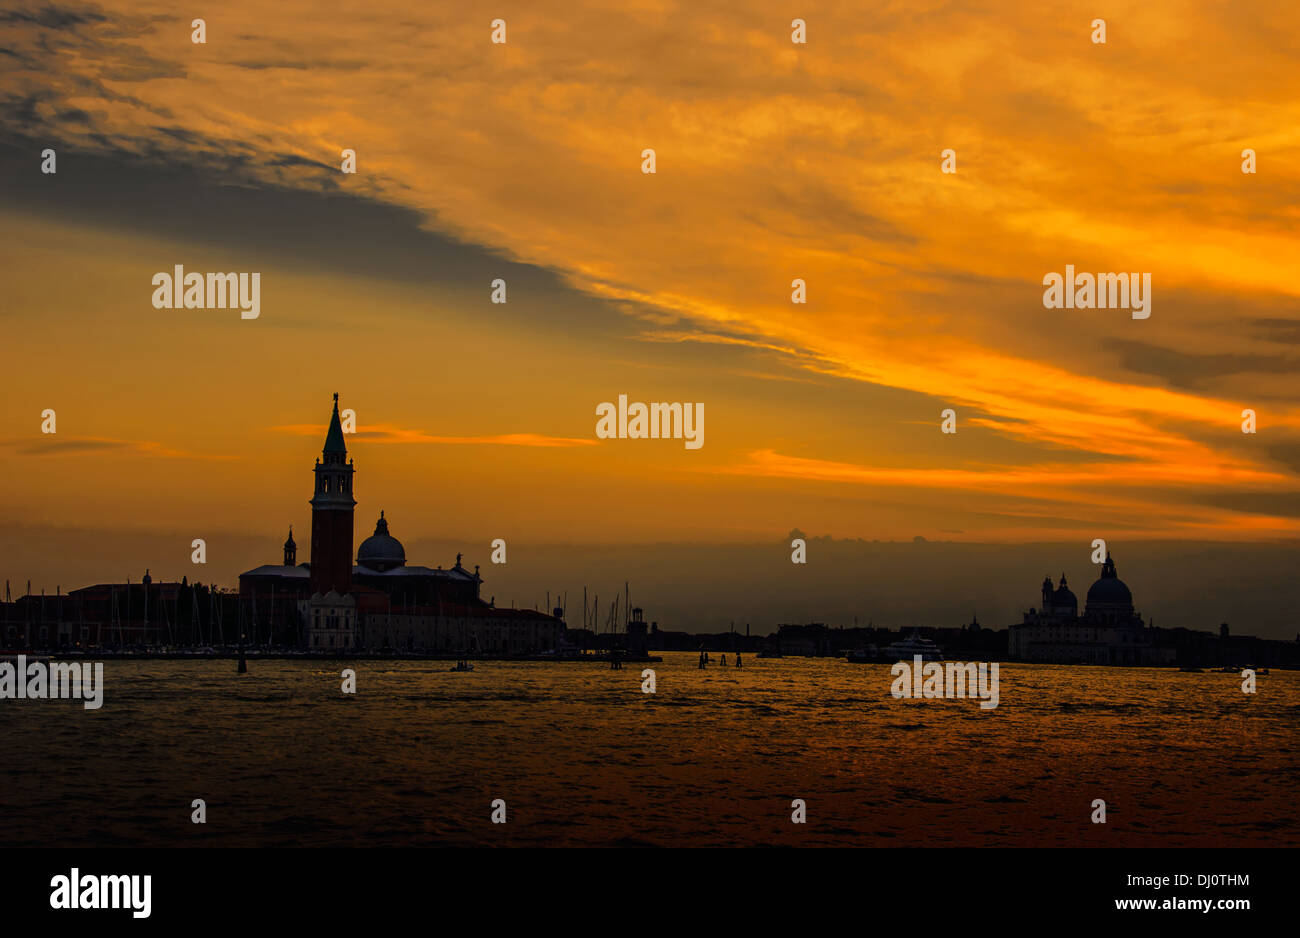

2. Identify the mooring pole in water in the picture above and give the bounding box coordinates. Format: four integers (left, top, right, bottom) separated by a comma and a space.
237, 638, 247, 674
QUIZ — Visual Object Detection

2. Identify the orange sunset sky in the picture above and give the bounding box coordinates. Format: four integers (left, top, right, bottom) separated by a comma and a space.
3, 1, 1300, 611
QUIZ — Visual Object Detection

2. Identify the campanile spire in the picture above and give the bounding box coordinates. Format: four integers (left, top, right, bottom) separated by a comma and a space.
309, 393, 355, 595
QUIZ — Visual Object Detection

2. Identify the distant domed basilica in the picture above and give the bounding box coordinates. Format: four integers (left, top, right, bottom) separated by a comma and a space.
238, 395, 562, 653
1009, 554, 1172, 666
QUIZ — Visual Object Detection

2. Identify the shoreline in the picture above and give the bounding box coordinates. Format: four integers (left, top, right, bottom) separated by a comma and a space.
1, 650, 664, 663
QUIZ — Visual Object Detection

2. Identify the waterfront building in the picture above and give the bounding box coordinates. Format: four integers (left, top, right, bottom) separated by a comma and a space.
774, 623, 832, 656
237, 395, 563, 653
0, 574, 247, 650
1008, 555, 1175, 666
626, 607, 649, 656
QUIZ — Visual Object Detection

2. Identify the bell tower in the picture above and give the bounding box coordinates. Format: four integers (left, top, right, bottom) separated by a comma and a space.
309, 394, 355, 595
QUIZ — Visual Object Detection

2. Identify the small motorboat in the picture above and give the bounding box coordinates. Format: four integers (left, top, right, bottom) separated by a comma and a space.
449, 661, 474, 672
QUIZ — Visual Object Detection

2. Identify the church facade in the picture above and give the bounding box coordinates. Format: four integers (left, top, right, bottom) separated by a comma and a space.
1008, 555, 1174, 666
237, 395, 564, 654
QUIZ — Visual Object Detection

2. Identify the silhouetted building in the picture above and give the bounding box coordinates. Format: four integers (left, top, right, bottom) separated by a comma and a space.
0, 576, 243, 649
626, 607, 649, 656
309, 395, 355, 596
1009, 554, 1174, 665
237, 394, 562, 653
775, 623, 832, 656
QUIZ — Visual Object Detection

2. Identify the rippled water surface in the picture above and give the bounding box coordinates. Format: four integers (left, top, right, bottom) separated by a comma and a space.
3, 655, 1297, 846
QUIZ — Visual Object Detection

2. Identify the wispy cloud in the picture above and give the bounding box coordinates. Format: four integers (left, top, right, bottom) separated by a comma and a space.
2, 436, 222, 459
713, 449, 1300, 538
272, 424, 596, 448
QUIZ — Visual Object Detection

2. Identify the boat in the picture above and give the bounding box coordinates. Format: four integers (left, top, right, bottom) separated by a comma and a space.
544, 636, 582, 657
756, 648, 782, 659
449, 660, 474, 672
845, 647, 875, 663
1178, 666, 1204, 673
884, 633, 943, 662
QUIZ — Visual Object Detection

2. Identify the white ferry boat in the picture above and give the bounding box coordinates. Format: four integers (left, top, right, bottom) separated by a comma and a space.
883, 633, 944, 662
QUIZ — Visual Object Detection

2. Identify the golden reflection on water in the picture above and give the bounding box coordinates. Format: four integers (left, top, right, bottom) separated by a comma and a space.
4, 654, 1297, 846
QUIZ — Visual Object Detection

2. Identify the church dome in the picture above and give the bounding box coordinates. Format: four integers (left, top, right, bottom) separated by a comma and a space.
1086, 554, 1132, 609
1087, 578, 1132, 605
357, 511, 405, 571
1052, 574, 1077, 609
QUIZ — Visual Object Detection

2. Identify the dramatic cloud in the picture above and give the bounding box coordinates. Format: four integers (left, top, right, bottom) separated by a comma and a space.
3, 0, 1300, 544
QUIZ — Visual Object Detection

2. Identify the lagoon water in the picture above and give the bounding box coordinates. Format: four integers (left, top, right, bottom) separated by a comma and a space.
3, 654, 1296, 847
